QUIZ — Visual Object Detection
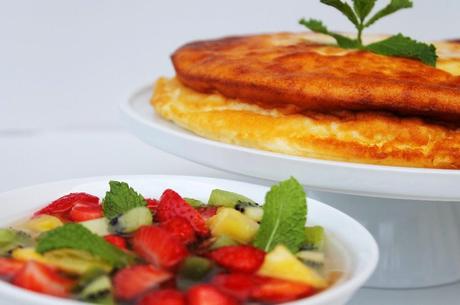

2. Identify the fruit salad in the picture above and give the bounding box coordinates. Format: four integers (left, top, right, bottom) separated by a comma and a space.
0, 177, 333, 305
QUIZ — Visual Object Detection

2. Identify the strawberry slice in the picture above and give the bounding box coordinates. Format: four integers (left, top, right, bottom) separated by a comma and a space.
196, 206, 218, 221
157, 189, 209, 236
146, 198, 159, 215
114, 265, 172, 300
212, 273, 256, 301
68, 202, 103, 222
0, 258, 25, 279
12, 261, 74, 297
250, 276, 316, 303
34, 192, 99, 219
132, 226, 188, 269
208, 246, 265, 273
104, 235, 127, 249
138, 289, 186, 305
187, 284, 239, 305
160, 217, 196, 245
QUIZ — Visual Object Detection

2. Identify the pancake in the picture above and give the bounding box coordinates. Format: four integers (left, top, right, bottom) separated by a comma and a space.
172, 32, 460, 122
152, 77, 460, 169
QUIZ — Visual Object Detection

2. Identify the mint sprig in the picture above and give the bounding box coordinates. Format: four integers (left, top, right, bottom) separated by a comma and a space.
253, 177, 307, 253
102, 181, 147, 219
36, 223, 133, 268
299, 0, 437, 66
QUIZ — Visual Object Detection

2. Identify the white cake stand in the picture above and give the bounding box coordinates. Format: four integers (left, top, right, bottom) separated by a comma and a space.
120, 86, 460, 289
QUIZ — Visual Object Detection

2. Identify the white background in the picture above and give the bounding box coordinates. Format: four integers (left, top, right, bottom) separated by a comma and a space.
0, 1, 459, 304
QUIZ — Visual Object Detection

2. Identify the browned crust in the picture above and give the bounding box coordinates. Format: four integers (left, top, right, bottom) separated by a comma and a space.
172, 32, 460, 122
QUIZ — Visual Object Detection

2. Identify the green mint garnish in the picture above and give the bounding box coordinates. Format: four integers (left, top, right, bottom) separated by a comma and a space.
36, 223, 133, 268
102, 181, 147, 220
299, 0, 437, 66
253, 177, 307, 253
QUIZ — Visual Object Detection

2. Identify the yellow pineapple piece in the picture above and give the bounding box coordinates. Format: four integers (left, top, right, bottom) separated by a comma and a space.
207, 208, 259, 244
12, 247, 48, 264
24, 215, 63, 233
257, 244, 327, 288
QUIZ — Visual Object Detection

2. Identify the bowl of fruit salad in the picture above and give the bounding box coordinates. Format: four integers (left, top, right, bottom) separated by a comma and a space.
0, 175, 378, 305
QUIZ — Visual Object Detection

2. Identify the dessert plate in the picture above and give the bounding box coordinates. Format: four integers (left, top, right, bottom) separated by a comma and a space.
0, 175, 377, 305
121, 86, 460, 202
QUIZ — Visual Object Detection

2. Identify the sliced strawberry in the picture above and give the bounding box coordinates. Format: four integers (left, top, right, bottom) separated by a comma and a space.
196, 206, 218, 221
146, 198, 159, 215
12, 261, 74, 297
132, 226, 188, 269
160, 217, 196, 245
114, 265, 172, 300
138, 289, 186, 305
208, 246, 265, 273
104, 235, 127, 249
212, 273, 256, 301
0, 258, 25, 279
34, 192, 99, 219
68, 202, 103, 222
187, 284, 239, 305
157, 189, 209, 236
251, 276, 316, 303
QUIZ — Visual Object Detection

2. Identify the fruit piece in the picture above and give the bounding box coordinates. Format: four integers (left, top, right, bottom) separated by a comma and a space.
184, 198, 203, 207
251, 276, 316, 303
234, 203, 263, 222
104, 235, 127, 250
160, 217, 196, 245
12, 247, 48, 264
157, 189, 209, 236
114, 264, 172, 300
212, 273, 256, 301
24, 215, 63, 233
138, 289, 186, 305
132, 226, 188, 269
301, 226, 325, 251
208, 189, 256, 208
34, 192, 99, 218
257, 245, 327, 288
208, 208, 259, 244
187, 284, 238, 305
146, 198, 159, 214
12, 261, 74, 297
69, 202, 103, 222
109, 206, 152, 234
43, 248, 112, 274
179, 256, 213, 280
0, 257, 25, 278
81, 217, 110, 236
210, 235, 238, 250
208, 245, 265, 273
296, 250, 325, 269
79, 274, 113, 301
196, 206, 218, 221
0, 229, 33, 256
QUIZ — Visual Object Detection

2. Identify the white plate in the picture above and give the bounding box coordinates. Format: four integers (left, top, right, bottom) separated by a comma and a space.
0, 175, 377, 305
121, 86, 460, 201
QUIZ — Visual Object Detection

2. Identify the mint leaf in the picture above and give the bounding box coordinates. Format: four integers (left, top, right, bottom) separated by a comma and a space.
320, 0, 359, 28
353, 0, 376, 21
366, 33, 437, 66
299, 19, 360, 49
253, 177, 307, 253
102, 181, 147, 219
365, 0, 412, 27
36, 223, 133, 268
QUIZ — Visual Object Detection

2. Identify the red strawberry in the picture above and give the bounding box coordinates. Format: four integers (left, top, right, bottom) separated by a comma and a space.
187, 284, 239, 305
251, 276, 316, 303
0, 258, 25, 279
34, 192, 99, 219
208, 246, 265, 273
146, 198, 159, 215
212, 273, 256, 301
160, 217, 196, 245
12, 261, 74, 297
69, 202, 103, 222
132, 226, 188, 269
196, 206, 218, 221
114, 265, 172, 300
157, 190, 209, 236
104, 235, 127, 249
138, 289, 186, 305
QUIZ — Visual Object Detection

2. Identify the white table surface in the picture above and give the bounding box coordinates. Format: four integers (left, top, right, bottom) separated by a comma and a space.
1, 1, 459, 304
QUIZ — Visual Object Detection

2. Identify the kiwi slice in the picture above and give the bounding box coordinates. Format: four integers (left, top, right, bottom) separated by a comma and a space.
80, 218, 110, 236
296, 250, 325, 269
208, 189, 256, 208
109, 206, 152, 234
234, 202, 263, 222
0, 229, 33, 256
210, 235, 238, 250
301, 226, 325, 251
184, 197, 204, 207
79, 275, 114, 305
179, 256, 213, 280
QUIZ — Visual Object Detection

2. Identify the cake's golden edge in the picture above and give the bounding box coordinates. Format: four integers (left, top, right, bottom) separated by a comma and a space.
151, 77, 460, 169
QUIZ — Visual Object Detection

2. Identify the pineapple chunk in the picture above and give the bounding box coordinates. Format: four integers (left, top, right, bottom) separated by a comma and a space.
12, 247, 48, 264
208, 208, 259, 244
24, 215, 63, 233
257, 244, 327, 288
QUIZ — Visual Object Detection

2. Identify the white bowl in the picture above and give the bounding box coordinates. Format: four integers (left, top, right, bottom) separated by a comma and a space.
0, 175, 378, 305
